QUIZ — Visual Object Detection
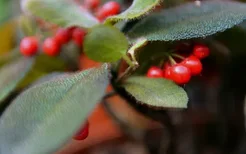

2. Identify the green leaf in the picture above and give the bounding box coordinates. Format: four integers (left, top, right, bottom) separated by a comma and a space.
84, 25, 128, 62
105, 0, 162, 23
0, 64, 109, 154
128, 1, 246, 41
0, 57, 34, 103
22, 0, 99, 28
29, 72, 68, 88
0, 48, 21, 67
121, 76, 188, 108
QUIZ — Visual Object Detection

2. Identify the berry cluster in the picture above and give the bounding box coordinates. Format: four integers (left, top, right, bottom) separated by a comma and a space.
82, 0, 121, 21
73, 121, 90, 141
20, 27, 86, 57
20, 0, 121, 57
147, 44, 210, 85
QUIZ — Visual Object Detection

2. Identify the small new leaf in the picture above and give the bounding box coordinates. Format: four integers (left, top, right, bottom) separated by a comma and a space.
128, 1, 246, 41
22, 0, 99, 28
0, 57, 34, 104
0, 64, 109, 154
121, 77, 188, 109
106, 0, 162, 23
84, 25, 128, 62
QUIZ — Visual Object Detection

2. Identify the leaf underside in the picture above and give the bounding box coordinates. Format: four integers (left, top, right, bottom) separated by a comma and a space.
0, 64, 109, 154
128, 1, 246, 41
0, 57, 34, 104
23, 0, 99, 28
121, 76, 188, 109
106, 0, 162, 23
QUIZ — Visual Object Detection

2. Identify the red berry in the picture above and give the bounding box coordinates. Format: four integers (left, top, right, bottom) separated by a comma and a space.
72, 28, 86, 47
162, 63, 171, 79
147, 66, 163, 78
169, 64, 191, 84
181, 56, 202, 76
193, 44, 210, 59
20, 36, 38, 56
73, 121, 89, 140
96, 1, 120, 21
43, 37, 61, 56
162, 62, 171, 70
68, 26, 76, 34
54, 28, 70, 45
84, 0, 100, 9
163, 67, 171, 79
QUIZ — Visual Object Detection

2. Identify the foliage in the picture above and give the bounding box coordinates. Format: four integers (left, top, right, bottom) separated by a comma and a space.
84, 24, 128, 62
23, 0, 99, 28
127, 1, 246, 41
106, 0, 162, 23
1, 0, 246, 153
0, 64, 109, 154
121, 76, 188, 108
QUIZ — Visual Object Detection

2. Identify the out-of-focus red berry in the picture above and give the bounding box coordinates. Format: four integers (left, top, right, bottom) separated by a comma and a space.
72, 28, 87, 47
54, 28, 70, 45
96, 1, 120, 21
20, 36, 38, 57
73, 121, 89, 140
43, 37, 61, 56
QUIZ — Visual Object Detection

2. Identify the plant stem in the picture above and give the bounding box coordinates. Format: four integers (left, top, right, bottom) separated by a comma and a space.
122, 54, 135, 67
116, 64, 138, 83
168, 56, 177, 65
171, 53, 185, 60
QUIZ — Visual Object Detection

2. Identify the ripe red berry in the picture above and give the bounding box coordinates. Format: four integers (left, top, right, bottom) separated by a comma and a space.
96, 1, 120, 21
72, 28, 86, 47
169, 64, 191, 84
193, 44, 210, 59
20, 36, 38, 56
68, 26, 76, 34
43, 37, 61, 56
84, 0, 100, 9
163, 67, 171, 79
162, 63, 171, 79
147, 66, 163, 78
73, 121, 89, 140
181, 56, 202, 76
54, 28, 70, 45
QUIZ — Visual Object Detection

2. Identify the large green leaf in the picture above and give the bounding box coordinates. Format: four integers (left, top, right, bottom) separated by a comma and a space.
128, 1, 246, 41
22, 0, 99, 28
0, 48, 21, 67
84, 25, 128, 62
106, 0, 162, 23
29, 72, 68, 88
0, 64, 109, 154
0, 57, 34, 103
121, 76, 188, 108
